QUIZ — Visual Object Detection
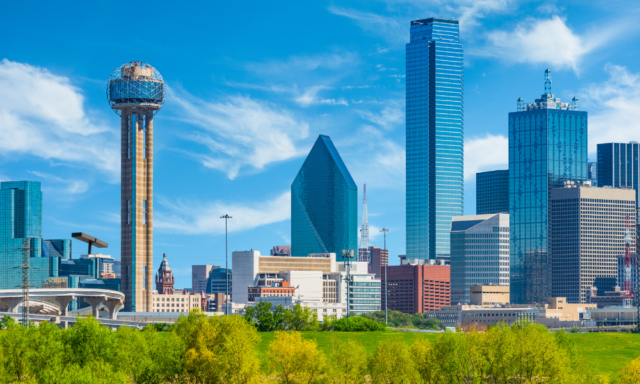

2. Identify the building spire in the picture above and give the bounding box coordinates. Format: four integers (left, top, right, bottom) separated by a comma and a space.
358, 184, 370, 263
544, 68, 552, 96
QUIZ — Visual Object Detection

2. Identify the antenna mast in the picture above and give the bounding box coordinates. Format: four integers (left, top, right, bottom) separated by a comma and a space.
544, 69, 552, 96
14, 238, 37, 327
624, 215, 634, 307
358, 184, 370, 265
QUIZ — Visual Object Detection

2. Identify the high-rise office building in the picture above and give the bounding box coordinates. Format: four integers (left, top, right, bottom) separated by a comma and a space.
597, 142, 640, 205
369, 246, 388, 279
107, 61, 165, 312
476, 170, 509, 215
383, 263, 450, 313
406, 18, 464, 260
0, 181, 62, 289
450, 213, 510, 305
192, 265, 216, 294
550, 185, 635, 303
587, 162, 597, 186
509, 70, 587, 304
291, 135, 357, 260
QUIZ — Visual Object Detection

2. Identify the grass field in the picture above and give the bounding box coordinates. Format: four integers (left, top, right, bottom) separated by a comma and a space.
257, 331, 640, 377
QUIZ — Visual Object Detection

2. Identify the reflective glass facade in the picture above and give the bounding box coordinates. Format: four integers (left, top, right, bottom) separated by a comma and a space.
291, 135, 357, 260
207, 267, 231, 295
0, 181, 59, 289
42, 239, 71, 259
597, 142, 640, 205
509, 92, 587, 304
476, 170, 509, 215
406, 18, 464, 260
450, 213, 510, 304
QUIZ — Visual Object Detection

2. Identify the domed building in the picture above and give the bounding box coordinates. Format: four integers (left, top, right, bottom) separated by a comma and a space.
155, 253, 175, 294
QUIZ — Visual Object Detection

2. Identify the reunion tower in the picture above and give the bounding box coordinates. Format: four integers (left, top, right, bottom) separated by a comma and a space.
107, 62, 165, 312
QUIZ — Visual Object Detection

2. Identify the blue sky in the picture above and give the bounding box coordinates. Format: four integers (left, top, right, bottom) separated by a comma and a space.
1, 0, 640, 289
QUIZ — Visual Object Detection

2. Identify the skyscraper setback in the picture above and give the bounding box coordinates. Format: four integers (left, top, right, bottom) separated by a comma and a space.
107, 62, 165, 312
406, 18, 464, 260
509, 70, 587, 304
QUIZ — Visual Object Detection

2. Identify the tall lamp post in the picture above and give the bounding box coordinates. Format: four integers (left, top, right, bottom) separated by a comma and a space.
220, 214, 232, 315
342, 250, 355, 319
380, 228, 390, 325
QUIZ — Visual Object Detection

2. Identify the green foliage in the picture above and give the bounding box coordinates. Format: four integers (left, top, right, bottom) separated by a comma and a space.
328, 337, 367, 383
369, 339, 420, 383
570, 327, 580, 333
268, 331, 327, 384
361, 310, 444, 330
245, 302, 320, 332
333, 316, 387, 332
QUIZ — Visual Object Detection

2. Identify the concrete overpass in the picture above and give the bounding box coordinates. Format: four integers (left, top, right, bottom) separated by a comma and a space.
0, 288, 124, 319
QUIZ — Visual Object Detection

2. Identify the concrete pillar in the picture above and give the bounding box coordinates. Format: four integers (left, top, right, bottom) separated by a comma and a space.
0, 297, 24, 313
55, 296, 75, 316
83, 296, 106, 318
103, 299, 123, 320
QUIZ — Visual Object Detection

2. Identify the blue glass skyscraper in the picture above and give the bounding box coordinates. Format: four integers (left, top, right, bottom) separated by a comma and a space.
597, 142, 640, 204
0, 181, 60, 289
291, 135, 357, 260
509, 70, 587, 304
406, 18, 464, 260
476, 170, 509, 214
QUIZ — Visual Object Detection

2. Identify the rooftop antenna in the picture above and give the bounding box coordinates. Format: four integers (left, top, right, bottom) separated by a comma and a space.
517, 97, 524, 112
571, 97, 579, 110
358, 184, 370, 266
544, 69, 552, 96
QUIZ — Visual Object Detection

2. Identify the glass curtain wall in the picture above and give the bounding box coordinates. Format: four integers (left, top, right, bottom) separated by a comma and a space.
406, 18, 464, 260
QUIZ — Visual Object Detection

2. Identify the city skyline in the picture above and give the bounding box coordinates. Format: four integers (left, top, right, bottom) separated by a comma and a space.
1, 1, 640, 288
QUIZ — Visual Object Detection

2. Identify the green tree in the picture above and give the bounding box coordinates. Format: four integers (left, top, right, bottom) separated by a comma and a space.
268, 331, 327, 384
176, 310, 261, 383
0, 318, 32, 383
410, 338, 438, 384
328, 337, 367, 383
433, 330, 484, 384
286, 303, 319, 331
368, 339, 420, 384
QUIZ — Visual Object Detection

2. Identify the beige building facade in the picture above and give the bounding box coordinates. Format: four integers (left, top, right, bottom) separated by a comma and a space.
470, 285, 510, 305
152, 291, 202, 313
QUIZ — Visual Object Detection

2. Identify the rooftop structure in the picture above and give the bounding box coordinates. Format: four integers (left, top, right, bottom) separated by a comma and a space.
358, 184, 370, 265
108, 62, 165, 312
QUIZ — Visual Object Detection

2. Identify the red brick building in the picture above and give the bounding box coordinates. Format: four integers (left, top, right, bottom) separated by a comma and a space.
155, 253, 175, 294
382, 264, 450, 314
369, 246, 388, 279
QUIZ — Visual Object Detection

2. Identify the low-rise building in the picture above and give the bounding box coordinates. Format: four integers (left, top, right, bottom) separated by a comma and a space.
383, 262, 450, 314
587, 286, 632, 308
470, 285, 510, 305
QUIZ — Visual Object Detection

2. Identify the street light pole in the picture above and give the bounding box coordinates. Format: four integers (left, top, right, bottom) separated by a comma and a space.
342, 249, 354, 319
220, 214, 232, 315
380, 228, 389, 325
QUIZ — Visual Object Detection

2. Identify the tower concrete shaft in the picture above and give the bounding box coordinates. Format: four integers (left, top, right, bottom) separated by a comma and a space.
121, 110, 153, 312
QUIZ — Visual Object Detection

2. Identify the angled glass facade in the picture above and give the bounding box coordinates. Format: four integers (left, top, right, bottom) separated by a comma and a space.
42, 239, 71, 259
476, 170, 509, 215
0, 181, 60, 289
406, 18, 464, 260
597, 142, 640, 205
509, 74, 587, 304
291, 135, 357, 260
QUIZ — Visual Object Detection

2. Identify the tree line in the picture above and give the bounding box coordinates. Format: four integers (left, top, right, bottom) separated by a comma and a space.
1, 311, 640, 383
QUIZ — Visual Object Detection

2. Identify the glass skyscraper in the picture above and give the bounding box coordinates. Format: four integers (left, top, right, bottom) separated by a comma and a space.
476, 170, 509, 214
509, 70, 587, 304
597, 142, 640, 205
0, 181, 60, 289
406, 18, 464, 260
291, 135, 357, 260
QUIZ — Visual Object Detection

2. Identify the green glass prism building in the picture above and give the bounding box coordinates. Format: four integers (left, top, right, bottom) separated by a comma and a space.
406, 18, 464, 260
0, 181, 65, 289
291, 135, 357, 260
509, 70, 587, 304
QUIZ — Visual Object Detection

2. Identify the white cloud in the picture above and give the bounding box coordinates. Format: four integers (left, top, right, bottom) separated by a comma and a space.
344, 125, 405, 189
328, 7, 405, 44
154, 191, 291, 235
29, 171, 88, 195
247, 52, 358, 74
357, 100, 404, 129
0, 59, 119, 175
480, 16, 622, 72
464, 134, 508, 180
295, 86, 348, 107
168, 88, 310, 179
582, 64, 640, 154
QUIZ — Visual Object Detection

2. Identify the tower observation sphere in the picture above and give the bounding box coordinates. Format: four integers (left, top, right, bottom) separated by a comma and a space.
107, 61, 165, 115
107, 61, 165, 312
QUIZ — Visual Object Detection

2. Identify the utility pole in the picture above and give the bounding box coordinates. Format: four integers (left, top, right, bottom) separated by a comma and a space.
220, 215, 232, 315
14, 238, 37, 327
380, 228, 390, 325
342, 250, 354, 319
